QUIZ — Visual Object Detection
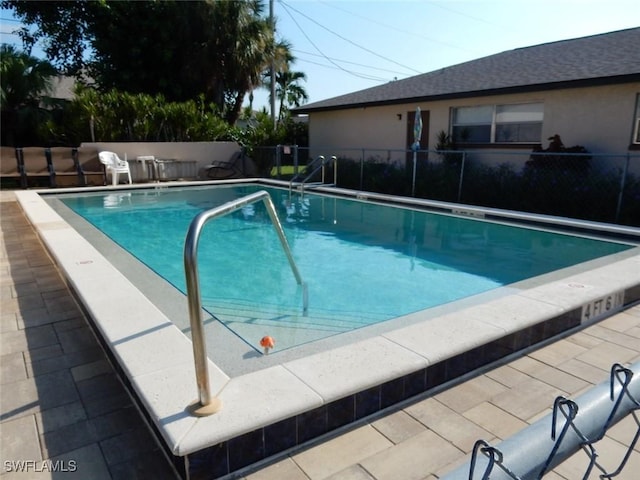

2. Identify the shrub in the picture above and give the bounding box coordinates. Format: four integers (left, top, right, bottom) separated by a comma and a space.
526, 134, 591, 172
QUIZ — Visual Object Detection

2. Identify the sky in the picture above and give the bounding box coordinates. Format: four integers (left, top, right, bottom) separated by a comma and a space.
1, 0, 638, 111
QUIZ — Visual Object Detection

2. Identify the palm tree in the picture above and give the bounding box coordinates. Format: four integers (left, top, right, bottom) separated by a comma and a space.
263, 69, 308, 123
1, 44, 57, 145
275, 70, 308, 122
5, 1, 282, 126
200, 0, 274, 125
261, 40, 308, 123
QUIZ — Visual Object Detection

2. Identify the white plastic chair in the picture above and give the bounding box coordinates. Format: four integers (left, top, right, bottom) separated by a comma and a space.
98, 151, 132, 186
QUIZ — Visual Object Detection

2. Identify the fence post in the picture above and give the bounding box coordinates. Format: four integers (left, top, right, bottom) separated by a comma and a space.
275, 145, 282, 179
457, 152, 466, 203
360, 149, 365, 190
615, 153, 630, 224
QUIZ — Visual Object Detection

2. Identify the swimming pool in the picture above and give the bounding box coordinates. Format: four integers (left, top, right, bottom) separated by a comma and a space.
55, 184, 632, 352
19, 180, 640, 479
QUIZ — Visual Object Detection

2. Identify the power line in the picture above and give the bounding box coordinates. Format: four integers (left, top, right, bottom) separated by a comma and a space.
278, 0, 422, 75
278, 1, 390, 82
317, 0, 479, 54
425, 0, 519, 33
294, 54, 403, 83
293, 49, 413, 76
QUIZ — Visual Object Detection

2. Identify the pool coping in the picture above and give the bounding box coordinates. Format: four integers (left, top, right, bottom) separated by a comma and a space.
14, 181, 640, 476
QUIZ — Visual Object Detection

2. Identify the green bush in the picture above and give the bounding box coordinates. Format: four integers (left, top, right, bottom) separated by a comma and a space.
45, 88, 308, 150
47, 88, 230, 143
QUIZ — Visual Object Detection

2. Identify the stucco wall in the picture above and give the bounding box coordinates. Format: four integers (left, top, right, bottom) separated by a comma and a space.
308, 82, 640, 157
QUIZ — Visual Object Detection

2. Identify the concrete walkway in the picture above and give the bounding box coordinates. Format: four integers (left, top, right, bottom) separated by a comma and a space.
1, 190, 639, 479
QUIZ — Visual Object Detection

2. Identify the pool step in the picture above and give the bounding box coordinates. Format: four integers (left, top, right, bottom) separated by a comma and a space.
200, 299, 386, 351
202, 297, 385, 327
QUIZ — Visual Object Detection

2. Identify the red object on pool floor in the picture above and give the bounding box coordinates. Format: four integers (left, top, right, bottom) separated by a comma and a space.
260, 335, 275, 354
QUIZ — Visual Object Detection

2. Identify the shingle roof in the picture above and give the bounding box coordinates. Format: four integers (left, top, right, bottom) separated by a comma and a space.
295, 27, 640, 113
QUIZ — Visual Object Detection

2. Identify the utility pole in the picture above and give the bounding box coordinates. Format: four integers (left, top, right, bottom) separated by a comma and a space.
269, 0, 276, 130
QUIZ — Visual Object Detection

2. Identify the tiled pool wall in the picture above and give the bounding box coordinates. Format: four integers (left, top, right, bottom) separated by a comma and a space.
184, 285, 640, 479
72, 299, 188, 478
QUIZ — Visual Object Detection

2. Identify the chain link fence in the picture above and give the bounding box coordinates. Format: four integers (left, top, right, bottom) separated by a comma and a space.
250, 146, 640, 227
442, 362, 640, 480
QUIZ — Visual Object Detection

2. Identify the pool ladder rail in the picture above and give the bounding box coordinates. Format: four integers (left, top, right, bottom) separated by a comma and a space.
288, 155, 338, 199
183, 190, 308, 416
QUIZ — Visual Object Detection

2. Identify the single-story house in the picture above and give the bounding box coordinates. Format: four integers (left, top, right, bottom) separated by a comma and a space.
293, 27, 640, 165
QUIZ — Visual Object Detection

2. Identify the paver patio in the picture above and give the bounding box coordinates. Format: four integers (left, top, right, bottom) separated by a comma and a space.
1, 190, 639, 479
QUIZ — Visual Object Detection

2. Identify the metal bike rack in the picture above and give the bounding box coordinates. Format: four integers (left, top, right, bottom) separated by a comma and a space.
183, 190, 307, 416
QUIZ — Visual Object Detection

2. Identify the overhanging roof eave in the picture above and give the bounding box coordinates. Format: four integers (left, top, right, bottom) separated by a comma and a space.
293, 73, 640, 114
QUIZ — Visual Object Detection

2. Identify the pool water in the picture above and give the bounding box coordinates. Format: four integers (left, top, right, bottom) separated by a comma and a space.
59, 185, 633, 351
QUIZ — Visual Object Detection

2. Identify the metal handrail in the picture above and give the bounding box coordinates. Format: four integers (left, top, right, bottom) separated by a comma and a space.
289, 155, 324, 198
321, 155, 338, 187
183, 190, 307, 416
289, 155, 338, 198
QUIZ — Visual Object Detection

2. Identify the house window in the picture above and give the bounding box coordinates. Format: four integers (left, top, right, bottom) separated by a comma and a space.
452, 105, 492, 143
452, 103, 543, 144
633, 94, 640, 144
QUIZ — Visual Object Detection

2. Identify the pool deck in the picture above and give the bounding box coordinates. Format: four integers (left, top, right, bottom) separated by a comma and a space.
2, 188, 640, 479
